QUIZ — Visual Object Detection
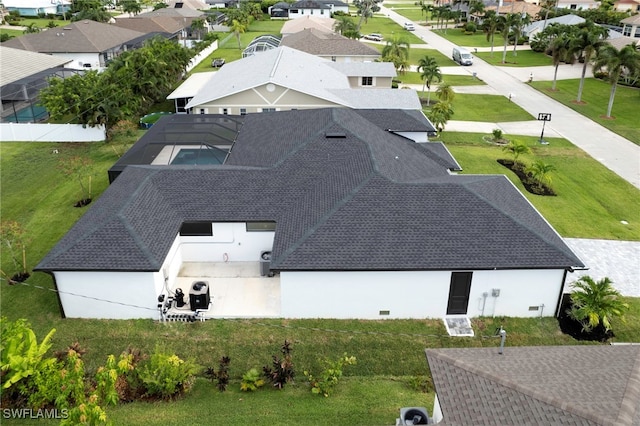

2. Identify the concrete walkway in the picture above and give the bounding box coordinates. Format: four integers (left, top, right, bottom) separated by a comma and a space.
381, 5, 640, 190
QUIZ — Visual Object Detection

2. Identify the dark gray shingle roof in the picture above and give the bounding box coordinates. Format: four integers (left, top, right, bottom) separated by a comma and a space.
36, 108, 584, 272
425, 345, 640, 425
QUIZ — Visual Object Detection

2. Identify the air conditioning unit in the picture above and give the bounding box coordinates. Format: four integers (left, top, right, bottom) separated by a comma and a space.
397, 407, 430, 425
189, 281, 210, 310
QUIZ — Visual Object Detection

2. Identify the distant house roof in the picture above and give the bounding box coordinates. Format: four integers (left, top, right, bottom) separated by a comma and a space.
281, 16, 336, 35
426, 345, 640, 425
523, 14, 586, 35
621, 14, 640, 25
0, 46, 72, 87
280, 28, 380, 58
184, 47, 420, 110
1, 20, 146, 54
166, 0, 208, 9
112, 16, 186, 35
2, 0, 70, 8
608, 36, 639, 49
485, 1, 541, 17
138, 7, 205, 19
36, 108, 584, 273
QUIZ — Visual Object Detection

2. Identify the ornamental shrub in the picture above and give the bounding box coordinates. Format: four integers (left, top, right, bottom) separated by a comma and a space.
138, 346, 198, 399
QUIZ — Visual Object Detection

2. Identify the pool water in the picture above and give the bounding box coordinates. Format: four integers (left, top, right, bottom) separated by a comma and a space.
171, 148, 228, 165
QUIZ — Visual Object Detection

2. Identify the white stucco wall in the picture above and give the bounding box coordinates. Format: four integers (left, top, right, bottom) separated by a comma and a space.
51, 52, 101, 70
179, 222, 275, 262
280, 269, 564, 319
54, 271, 158, 319
432, 394, 443, 423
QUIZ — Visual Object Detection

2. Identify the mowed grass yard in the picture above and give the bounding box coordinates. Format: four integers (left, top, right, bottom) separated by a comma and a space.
531, 78, 640, 145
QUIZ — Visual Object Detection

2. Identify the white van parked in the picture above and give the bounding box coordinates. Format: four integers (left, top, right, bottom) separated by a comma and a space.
403, 22, 415, 31
452, 47, 473, 66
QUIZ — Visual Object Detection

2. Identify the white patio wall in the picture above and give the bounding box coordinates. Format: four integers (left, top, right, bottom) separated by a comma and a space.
0, 123, 105, 142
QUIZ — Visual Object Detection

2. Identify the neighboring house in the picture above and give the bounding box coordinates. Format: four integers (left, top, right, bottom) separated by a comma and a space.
287, 0, 349, 19
556, 0, 600, 9
1, 20, 148, 70
425, 345, 640, 425
269, 1, 291, 18
522, 14, 585, 38
0, 46, 76, 123
607, 35, 640, 49
280, 15, 336, 35
614, 0, 640, 12
112, 15, 187, 41
2, 0, 70, 17
483, 1, 542, 19
280, 28, 381, 62
35, 108, 583, 320
136, 5, 206, 29
621, 14, 640, 38
166, 0, 209, 9
241, 34, 282, 57
175, 47, 419, 115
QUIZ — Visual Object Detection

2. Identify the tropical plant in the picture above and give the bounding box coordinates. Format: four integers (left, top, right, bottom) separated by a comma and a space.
510, 13, 530, 57
593, 43, 640, 118
499, 13, 519, 63
190, 17, 206, 40
549, 32, 577, 90
417, 55, 441, 104
304, 354, 356, 397
492, 128, 503, 142
121, 0, 142, 16
138, 346, 198, 399
502, 140, 531, 163
567, 276, 629, 332
382, 35, 410, 73
574, 21, 608, 102
263, 340, 294, 389
240, 368, 265, 392
353, 0, 382, 30
468, 0, 484, 17
435, 81, 455, 103
427, 101, 454, 132
0, 318, 56, 391
333, 16, 359, 39
204, 355, 231, 391
231, 19, 246, 50
23, 23, 41, 33
527, 160, 556, 186
481, 10, 500, 56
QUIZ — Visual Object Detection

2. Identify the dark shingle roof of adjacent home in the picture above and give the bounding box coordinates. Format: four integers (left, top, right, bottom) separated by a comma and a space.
425, 345, 640, 425
280, 28, 380, 57
1, 21, 146, 53
113, 16, 186, 35
36, 108, 584, 272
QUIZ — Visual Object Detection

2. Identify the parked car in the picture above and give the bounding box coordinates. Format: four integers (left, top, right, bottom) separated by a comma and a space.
452, 47, 473, 65
403, 22, 415, 31
211, 58, 225, 67
363, 33, 383, 41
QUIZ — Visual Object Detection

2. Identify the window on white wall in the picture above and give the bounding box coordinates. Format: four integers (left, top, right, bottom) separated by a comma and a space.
361, 76, 373, 86
240, 108, 247, 115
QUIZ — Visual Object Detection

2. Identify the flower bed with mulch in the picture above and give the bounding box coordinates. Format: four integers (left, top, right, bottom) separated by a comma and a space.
497, 159, 556, 196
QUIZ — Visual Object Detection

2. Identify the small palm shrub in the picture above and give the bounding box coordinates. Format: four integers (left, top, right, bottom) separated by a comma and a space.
568, 276, 628, 334
240, 368, 265, 392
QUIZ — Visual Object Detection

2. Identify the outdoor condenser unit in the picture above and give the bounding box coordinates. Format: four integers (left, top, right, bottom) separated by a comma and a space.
189, 281, 210, 310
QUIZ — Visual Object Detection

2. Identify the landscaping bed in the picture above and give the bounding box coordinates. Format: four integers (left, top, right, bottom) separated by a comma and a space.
497, 159, 556, 196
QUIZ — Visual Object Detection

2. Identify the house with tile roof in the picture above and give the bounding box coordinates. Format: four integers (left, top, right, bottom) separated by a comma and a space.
621, 14, 640, 38
1, 20, 148, 70
112, 15, 187, 40
614, 0, 640, 12
176, 46, 417, 115
35, 108, 584, 320
425, 345, 640, 425
280, 28, 381, 62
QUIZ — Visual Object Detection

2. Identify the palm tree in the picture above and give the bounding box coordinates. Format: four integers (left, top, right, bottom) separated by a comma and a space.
468, 0, 484, 18
417, 55, 442, 104
23, 23, 41, 33
121, 0, 142, 16
231, 19, 246, 50
435, 81, 455, 103
540, 0, 557, 30
511, 14, 530, 57
481, 11, 500, 56
593, 43, 640, 118
190, 18, 206, 40
354, 0, 381, 31
549, 32, 576, 90
333, 16, 359, 39
499, 13, 519, 64
382, 35, 410, 73
574, 22, 608, 102
428, 101, 454, 132
502, 140, 530, 163
527, 160, 556, 186
568, 276, 629, 332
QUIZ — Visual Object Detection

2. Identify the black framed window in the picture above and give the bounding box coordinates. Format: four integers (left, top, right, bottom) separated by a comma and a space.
180, 222, 213, 236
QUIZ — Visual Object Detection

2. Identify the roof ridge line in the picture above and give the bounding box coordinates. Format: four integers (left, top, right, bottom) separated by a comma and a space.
429, 350, 615, 425
614, 348, 640, 425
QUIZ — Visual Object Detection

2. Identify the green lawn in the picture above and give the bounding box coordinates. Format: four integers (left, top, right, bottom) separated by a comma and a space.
438, 94, 533, 122
432, 28, 495, 48
389, 7, 431, 24
358, 16, 425, 44
408, 47, 457, 67
476, 49, 555, 67
398, 72, 484, 86
531, 78, 640, 145
0, 28, 23, 39
440, 132, 640, 240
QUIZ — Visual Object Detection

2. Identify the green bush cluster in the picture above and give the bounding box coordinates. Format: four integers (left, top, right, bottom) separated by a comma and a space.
304, 354, 357, 397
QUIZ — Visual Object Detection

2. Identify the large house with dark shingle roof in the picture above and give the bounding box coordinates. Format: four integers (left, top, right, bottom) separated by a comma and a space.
35, 109, 585, 320
1, 20, 149, 70
425, 345, 640, 425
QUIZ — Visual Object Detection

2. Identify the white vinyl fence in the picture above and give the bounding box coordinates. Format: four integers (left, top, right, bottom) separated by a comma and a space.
0, 123, 106, 142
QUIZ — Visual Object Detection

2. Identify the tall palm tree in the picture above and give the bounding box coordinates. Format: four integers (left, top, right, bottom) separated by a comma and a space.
435, 81, 455, 103
231, 19, 246, 50
333, 16, 358, 39
417, 55, 442, 104
574, 22, 608, 102
568, 276, 628, 332
593, 43, 640, 118
499, 13, 519, 64
549, 32, 576, 90
190, 18, 206, 40
540, 0, 557, 30
481, 11, 500, 56
468, 0, 484, 18
511, 13, 530, 57
382, 35, 410, 73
